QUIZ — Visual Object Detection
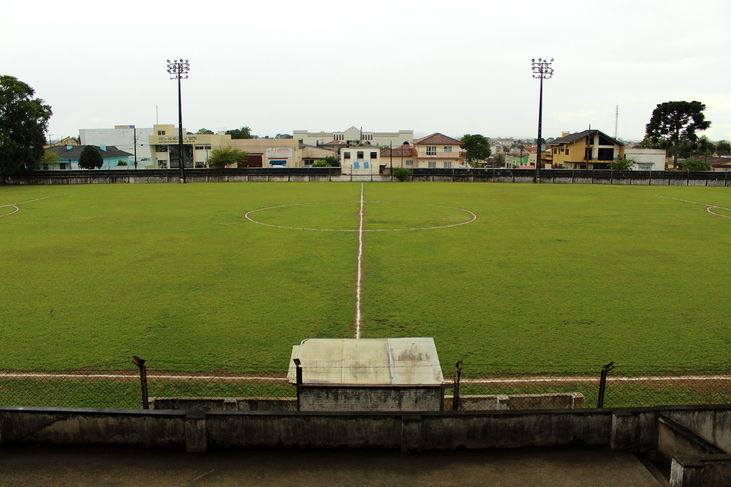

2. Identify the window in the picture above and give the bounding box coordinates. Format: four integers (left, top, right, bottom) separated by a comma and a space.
353, 162, 360, 169
357, 151, 364, 159
157, 145, 168, 152
370, 152, 377, 159
443, 146, 452, 153
553, 148, 558, 154
344, 152, 351, 159
364, 161, 369, 169
158, 160, 168, 169
405, 160, 413, 166
428, 160, 437, 168
157, 130, 166, 136
444, 161, 452, 168
426, 146, 437, 155
597, 148, 614, 161
565, 148, 570, 155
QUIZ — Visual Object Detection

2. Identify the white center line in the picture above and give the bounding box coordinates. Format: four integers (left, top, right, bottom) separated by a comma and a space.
355, 183, 365, 339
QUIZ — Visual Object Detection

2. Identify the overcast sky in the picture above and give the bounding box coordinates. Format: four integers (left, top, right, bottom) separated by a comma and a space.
3, 0, 730, 141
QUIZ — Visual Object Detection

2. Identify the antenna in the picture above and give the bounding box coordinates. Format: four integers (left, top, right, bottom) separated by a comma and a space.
155, 105, 159, 124
614, 105, 619, 139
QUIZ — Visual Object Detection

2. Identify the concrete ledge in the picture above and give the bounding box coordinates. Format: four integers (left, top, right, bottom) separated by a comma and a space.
151, 397, 298, 412
444, 393, 584, 411
670, 454, 731, 487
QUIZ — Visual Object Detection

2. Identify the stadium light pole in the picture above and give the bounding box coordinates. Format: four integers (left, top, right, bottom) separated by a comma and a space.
166, 59, 190, 183
531, 57, 554, 183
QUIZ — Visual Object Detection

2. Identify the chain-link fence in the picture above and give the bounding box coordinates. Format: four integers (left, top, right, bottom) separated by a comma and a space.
449, 363, 731, 409
1, 359, 729, 410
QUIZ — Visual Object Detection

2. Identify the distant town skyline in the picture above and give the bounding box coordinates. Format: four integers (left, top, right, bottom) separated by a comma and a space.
3, 0, 730, 142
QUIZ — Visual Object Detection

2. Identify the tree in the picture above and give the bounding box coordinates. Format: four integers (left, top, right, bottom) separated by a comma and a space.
716, 140, 730, 156
0, 76, 52, 179
275, 133, 293, 139
609, 156, 634, 171
460, 134, 491, 165
196, 128, 214, 135
311, 159, 329, 167
207, 147, 248, 168
645, 101, 711, 166
116, 159, 128, 167
680, 157, 710, 171
39, 149, 59, 168
78, 145, 103, 169
225, 126, 254, 139
693, 136, 715, 157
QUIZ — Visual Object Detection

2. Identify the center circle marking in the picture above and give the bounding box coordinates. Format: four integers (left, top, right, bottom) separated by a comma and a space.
243, 201, 477, 232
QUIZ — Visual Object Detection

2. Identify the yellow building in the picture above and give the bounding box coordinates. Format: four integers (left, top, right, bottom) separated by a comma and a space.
413, 133, 466, 168
148, 125, 332, 168
549, 129, 624, 169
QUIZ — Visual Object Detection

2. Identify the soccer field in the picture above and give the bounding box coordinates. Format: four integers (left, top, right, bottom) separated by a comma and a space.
1, 182, 729, 375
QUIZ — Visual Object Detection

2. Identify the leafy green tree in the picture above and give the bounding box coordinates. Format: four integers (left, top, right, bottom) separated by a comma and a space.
39, 149, 59, 168
207, 147, 248, 168
680, 157, 710, 171
393, 167, 412, 182
460, 134, 491, 164
0, 76, 52, 179
196, 128, 214, 135
609, 157, 634, 171
225, 126, 254, 139
78, 146, 103, 169
116, 159, 128, 166
645, 101, 711, 166
311, 159, 329, 167
693, 136, 715, 157
716, 140, 730, 156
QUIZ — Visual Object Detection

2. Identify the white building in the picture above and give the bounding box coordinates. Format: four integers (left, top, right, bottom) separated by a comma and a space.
340, 145, 380, 175
624, 148, 666, 171
293, 126, 413, 147
79, 125, 154, 167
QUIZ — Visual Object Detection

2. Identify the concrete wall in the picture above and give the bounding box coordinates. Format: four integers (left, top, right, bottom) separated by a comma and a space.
445, 393, 584, 411
151, 397, 298, 412
298, 386, 444, 412
1, 405, 729, 454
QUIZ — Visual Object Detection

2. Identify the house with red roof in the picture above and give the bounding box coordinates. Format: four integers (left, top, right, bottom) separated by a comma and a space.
413, 133, 466, 168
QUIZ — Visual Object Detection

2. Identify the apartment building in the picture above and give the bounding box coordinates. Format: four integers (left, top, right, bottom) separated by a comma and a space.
293, 126, 413, 147
413, 133, 466, 168
550, 130, 624, 169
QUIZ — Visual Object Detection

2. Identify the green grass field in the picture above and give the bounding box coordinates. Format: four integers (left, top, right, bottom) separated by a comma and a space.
1, 182, 729, 377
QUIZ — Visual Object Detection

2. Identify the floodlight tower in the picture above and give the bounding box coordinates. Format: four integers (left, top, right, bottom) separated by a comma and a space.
531, 57, 554, 183
166, 59, 190, 182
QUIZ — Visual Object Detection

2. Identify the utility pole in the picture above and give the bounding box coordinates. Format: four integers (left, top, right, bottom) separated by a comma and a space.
166, 59, 190, 183
132, 126, 138, 170
390, 141, 393, 180
531, 58, 555, 183
614, 105, 619, 140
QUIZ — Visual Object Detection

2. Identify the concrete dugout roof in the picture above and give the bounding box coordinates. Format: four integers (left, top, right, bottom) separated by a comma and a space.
287, 338, 444, 386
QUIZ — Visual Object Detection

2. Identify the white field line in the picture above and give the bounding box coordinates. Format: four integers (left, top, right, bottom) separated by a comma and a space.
0, 195, 62, 219
243, 202, 477, 232
658, 195, 731, 220
0, 371, 728, 383
355, 183, 365, 339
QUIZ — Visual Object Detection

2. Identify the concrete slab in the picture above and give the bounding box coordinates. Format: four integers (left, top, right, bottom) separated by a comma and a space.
0, 446, 663, 486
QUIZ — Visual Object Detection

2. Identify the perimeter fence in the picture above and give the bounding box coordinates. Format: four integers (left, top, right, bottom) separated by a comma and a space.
0, 358, 728, 410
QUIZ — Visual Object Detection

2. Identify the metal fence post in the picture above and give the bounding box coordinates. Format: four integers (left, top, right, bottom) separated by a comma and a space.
453, 360, 463, 411
132, 356, 149, 409
597, 361, 615, 408
293, 358, 302, 412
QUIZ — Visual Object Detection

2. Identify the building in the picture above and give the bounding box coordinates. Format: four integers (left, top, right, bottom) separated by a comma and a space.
293, 126, 413, 147
379, 144, 418, 171
340, 144, 380, 175
80, 126, 154, 168
287, 337, 444, 412
46, 136, 79, 148
549, 130, 624, 169
413, 133, 466, 168
47, 145, 132, 170
624, 148, 667, 171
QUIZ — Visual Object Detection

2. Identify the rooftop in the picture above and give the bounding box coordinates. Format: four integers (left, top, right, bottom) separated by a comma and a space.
414, 133, 462, 146
287, 337, 444, 386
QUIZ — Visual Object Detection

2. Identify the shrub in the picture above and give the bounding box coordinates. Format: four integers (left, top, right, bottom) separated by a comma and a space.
116, 159, 128, 167
393, 167, 412, 182
208, 148, 248, 168
680, 158, 710, 171
311, 159, 329, 167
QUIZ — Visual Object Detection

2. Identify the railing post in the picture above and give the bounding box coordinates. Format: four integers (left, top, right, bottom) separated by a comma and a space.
293, 358, 302, 412
132, 355, 149, 409
597, 361, 615, 408
453, 360, 463, 411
